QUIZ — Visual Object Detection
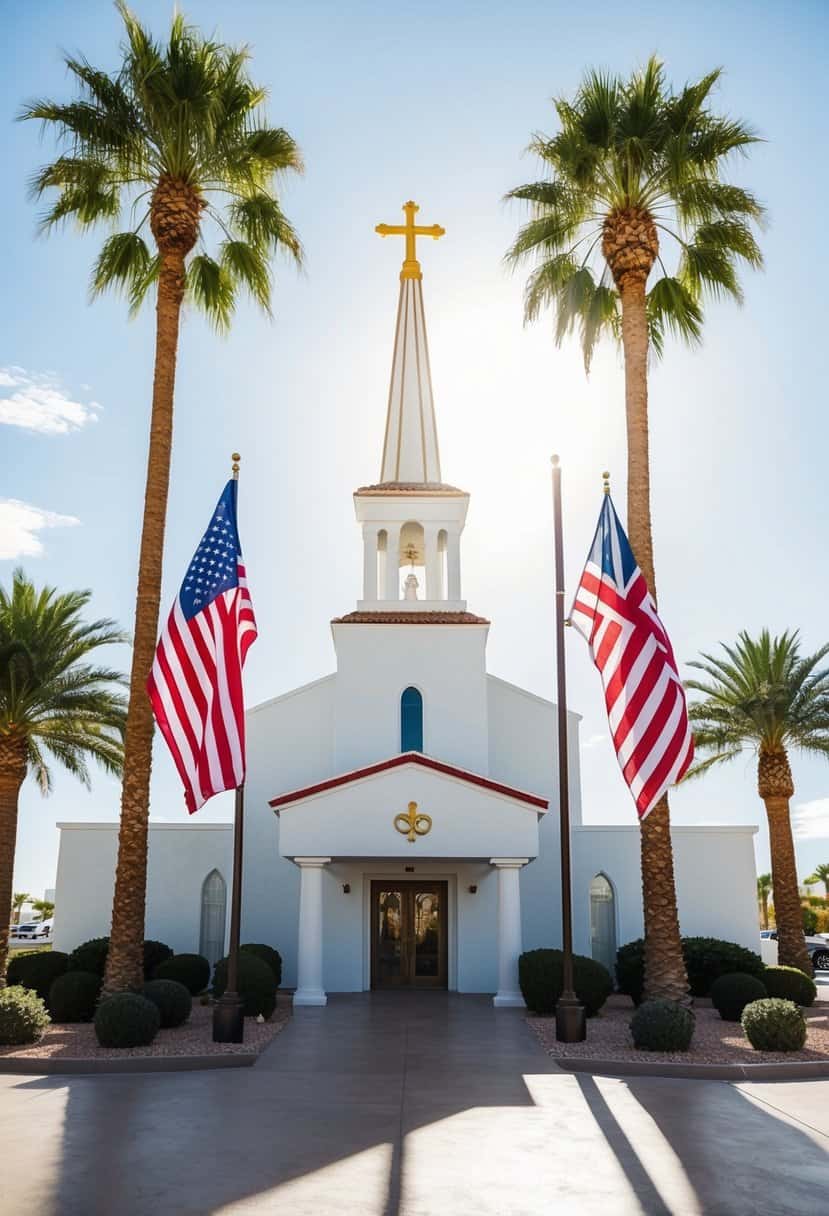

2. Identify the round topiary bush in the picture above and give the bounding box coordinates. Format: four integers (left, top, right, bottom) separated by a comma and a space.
710, 972, 768, 1022
94, 993, 160, 1048
6, 950, 68, 1001
241, 943, 283, 987
0, 985, 51, 1045
213, 953, 276, 1018
616, 937, 765, 1002
142, 940, 174, 979
630, 1000, 695, 1052
762, 966, 817, 1007
742, 998, 807, 1052
48, 970, 101, 1023
142, 979, 192, 1028
518, 948, 613, 1016
68, 937, 110, 976
153, 953, 211, 995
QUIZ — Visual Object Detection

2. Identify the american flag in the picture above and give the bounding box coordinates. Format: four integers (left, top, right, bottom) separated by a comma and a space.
570, 494, 693, 819
148, 478, 257, 813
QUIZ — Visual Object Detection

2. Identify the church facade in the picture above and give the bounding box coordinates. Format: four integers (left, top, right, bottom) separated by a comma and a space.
53, 203, 760, 1003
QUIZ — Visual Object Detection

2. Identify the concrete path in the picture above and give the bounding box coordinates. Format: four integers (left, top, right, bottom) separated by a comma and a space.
2, 992, 828, 1215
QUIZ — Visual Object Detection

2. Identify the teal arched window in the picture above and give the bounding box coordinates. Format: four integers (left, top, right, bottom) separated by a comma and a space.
401, 687, 423, 752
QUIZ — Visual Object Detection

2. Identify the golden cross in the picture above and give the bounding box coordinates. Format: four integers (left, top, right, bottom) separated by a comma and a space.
376, 200, 445, 282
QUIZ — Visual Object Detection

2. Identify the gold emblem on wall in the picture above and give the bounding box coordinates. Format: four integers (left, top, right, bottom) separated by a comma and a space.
394, 800, 432, 843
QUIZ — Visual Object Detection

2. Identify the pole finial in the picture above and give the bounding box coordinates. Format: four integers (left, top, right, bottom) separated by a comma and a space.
551, 453, 560, 467
602, 469, 610, 495
232, 452, 241, 480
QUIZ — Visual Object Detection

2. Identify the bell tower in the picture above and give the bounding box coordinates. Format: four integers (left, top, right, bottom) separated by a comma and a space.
353, 200, 470, 613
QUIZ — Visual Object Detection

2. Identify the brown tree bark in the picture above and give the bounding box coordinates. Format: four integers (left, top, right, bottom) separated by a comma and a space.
102, 248, 187, 995
619, 274, 690, 1004
758, 748, 812, 974
0, 737, 28, 984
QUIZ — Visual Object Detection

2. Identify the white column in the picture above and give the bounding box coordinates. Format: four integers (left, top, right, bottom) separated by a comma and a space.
447, 529, 461, 601
490, 859, 529, 1007
362, 526, 378, 601
384, 524, 402, 601
293, 857, 331, 1007
424, 523, 441, 600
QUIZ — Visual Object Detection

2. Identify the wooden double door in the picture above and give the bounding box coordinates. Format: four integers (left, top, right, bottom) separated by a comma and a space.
371, 880, 448, 989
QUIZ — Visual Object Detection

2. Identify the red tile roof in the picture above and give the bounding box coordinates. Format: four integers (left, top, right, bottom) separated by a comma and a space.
269, 751, 548, 810
332, 611, 489, 625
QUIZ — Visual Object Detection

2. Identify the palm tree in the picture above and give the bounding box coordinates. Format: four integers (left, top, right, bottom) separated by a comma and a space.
0, 569, 126, 981
805, 862, 829, 898
11, 892, 30, 925
22, 5, 303, 993
506, 58, 764, 1001
686, 630, 829, 972
31, 899, 55, 922
757, 872, 772, 930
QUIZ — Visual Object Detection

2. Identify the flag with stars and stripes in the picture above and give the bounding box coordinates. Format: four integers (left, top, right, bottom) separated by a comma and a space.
570, 493, 693, 819
148, 478, 257, 813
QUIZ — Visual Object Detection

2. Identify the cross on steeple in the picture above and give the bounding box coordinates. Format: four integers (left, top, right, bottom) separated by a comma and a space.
376, 200, 445, 281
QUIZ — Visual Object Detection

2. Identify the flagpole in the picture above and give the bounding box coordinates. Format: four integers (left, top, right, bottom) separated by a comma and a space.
213, 453, 246, 1044
551, 455, 586, 1043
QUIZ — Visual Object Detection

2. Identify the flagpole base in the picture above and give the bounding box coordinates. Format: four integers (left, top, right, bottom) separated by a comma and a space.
212, 993, 245, 1043
556, 998, 586, 1043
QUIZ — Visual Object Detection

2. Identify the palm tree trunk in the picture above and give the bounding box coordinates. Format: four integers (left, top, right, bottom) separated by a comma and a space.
620, 279, 689, 1003
102, 251, 185, 995
0, 738, 27, 984
760, 789, 811, 973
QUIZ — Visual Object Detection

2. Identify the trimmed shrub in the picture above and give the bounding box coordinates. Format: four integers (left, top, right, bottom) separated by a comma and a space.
630, 1000, 695, 1052
153, 953, 211, 995
616, 937, 765, 1002
213, 953, 276, 1019
142, 940, 174, 978
142, 979, 192, 1028
802, 906, 818, 935
68, 937, 174, 980
742, 998, 807, 1052
0, 986, 51, 1045
6, 950, 69, 1001
241, 943, 283, 987
68, 937, 109, 976
519, 948, 613, 1017
48, 970, 101, 1023
94, 993, 160, 1048
710, 972, 768, 1022
762, 965, 817, 1007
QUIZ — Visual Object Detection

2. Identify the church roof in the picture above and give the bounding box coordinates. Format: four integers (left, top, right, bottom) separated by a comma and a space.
331, 611, 489, 624
269, 751, 548, 810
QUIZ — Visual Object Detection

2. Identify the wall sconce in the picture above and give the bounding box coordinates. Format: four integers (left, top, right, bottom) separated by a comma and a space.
468, 884, 478, 895
342, 883, 351, 894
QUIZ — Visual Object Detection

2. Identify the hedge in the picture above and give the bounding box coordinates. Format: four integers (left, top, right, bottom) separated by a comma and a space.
6, 950, 69, 1002
518, 948, 613, 1016
48, 970, 101, 1023
212, 953, 276, 1018
616, 937, 765, 1002
94, 993, 160, 1048
153, 953, 211, 995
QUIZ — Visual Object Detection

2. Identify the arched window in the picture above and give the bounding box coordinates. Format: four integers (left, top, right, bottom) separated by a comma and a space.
400, 686, 423, 752
199, 869, 227, 966
589, 873, 616, 976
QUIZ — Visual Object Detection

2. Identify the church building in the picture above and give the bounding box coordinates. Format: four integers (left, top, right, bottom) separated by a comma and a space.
53, 202, 760, 1004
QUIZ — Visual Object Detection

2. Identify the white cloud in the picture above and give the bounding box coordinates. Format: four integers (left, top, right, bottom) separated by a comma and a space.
581, 732, 607, 751
0, 499, 80, 559
0, 366, 101, 435
792, 798, 829, 841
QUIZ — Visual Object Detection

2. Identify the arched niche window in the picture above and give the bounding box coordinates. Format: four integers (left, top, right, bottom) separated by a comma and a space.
589, 873, 616, 977
400, 686, 423, 752
199, 869, 227, 967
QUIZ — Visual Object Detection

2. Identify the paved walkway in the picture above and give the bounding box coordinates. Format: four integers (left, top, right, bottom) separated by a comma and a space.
2, 992, 829, 1215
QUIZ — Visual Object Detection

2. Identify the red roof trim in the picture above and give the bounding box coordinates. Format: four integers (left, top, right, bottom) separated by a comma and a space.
269, 752, 548, 810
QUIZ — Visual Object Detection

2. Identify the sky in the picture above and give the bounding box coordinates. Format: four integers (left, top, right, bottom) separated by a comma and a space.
2, 0, 828, 903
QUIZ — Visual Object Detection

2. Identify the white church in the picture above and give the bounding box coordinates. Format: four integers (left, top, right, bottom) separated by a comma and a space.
54, 203, 759, 1005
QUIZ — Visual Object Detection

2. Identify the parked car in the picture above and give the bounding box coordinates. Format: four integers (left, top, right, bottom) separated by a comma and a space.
34, 919, 53, 939
763, 932, 829, 971
12, 922, 42, 939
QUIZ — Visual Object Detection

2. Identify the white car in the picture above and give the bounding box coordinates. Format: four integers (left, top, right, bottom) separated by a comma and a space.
12, 922, 41, 939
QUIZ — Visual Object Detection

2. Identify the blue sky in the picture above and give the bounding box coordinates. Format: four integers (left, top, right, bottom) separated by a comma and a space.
2, 0, 828, 901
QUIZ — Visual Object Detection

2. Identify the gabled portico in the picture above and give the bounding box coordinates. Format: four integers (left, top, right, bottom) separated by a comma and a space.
269, 753, 547, 1007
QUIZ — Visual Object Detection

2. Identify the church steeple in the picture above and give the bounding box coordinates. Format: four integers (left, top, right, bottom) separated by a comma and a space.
375, 201, 444, 485
349, 200, 472, 614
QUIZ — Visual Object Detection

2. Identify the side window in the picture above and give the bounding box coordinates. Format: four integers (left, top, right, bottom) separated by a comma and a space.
199, 869, 227, 966
400, 686, 423, 752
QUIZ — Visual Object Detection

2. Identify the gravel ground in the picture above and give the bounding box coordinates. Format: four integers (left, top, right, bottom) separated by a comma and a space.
529, 997, 829, 1064
0, 996, 291, 1061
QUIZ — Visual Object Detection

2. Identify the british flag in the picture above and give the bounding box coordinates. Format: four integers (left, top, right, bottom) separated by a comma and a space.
570, 494, 693, 819
148, 478, 257, 813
